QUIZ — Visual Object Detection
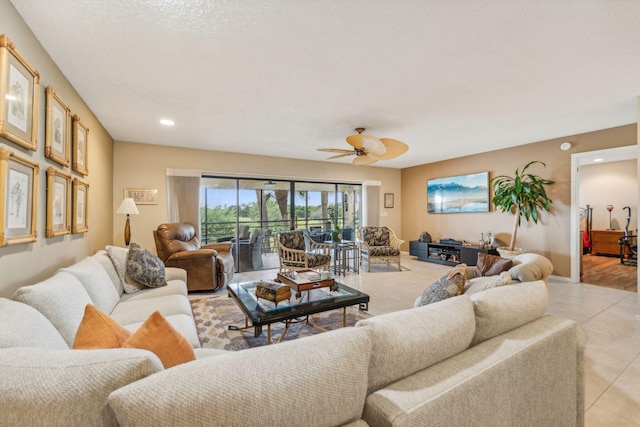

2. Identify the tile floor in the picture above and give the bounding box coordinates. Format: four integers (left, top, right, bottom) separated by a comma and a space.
226, 253, 640, 426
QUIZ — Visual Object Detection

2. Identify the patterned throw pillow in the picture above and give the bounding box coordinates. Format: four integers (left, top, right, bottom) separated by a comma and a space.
125, 243, 167, 288
417, 264, 467, 306
475, 253, 513, 277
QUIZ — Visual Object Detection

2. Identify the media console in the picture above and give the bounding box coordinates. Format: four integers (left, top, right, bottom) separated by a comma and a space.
409, 240, 498, 266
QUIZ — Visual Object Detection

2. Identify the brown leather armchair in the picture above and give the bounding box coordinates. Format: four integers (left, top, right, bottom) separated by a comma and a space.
153, 223, 234, 292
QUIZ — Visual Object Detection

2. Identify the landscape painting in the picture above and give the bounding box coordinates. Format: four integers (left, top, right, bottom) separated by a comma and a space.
427, 172, 489, 213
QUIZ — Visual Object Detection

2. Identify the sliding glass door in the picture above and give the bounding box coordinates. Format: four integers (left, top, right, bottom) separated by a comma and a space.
201, 176, 361, 272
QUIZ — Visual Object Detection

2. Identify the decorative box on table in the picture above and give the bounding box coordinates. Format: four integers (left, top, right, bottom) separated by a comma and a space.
276, 269, 338, 298
255, 281, 292, 306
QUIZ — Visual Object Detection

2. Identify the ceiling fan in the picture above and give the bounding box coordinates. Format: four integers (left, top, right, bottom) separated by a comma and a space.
318, 128, 409, 165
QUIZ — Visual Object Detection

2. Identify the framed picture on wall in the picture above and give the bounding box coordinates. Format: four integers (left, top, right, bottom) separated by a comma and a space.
46, 166, 71, 237
72, 178, 89, 233
0, 34, 40, 151
384, 193, 394, 208
124, 187, 158, 205
72, 115, 89, 175
0, 145, 39, 246
45, 86, 71, 166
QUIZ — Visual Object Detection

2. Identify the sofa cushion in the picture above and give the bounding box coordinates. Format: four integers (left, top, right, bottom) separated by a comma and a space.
417, 263, 466, 306
106, 245, 143, 293
126, 243, 168, 289
123, 313, 201, 349
109, 294, 193, 325
470, 280, 549, 345
0, 298, 68, 349
475, 252, 513, 277
73, 304, 132, 349
59, 256, 121, 314
108, 327, 371, 427
123, 311, 196, 369
13, 272, 93, 347
0, 347, 163, 427
93, 249, 125, 295
356, 295, 475, 394
509, 253, 554, 282
118, 279, 187, 302
464, 271, 512, 295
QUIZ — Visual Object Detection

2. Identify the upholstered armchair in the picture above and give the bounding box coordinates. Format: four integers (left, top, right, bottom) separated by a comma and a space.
275, 230, 332, 273
357, 226, 404, 272
153, 222, 234, 292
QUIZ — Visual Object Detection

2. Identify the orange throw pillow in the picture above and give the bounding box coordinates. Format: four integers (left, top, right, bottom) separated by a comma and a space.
122, 311, 195, 369
73, 304, 132, 349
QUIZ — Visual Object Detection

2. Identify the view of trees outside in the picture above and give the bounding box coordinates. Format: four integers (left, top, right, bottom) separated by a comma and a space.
200, 177, 360, 245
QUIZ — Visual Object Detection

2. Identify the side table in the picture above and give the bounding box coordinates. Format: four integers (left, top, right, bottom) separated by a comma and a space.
328, 241, 360, 275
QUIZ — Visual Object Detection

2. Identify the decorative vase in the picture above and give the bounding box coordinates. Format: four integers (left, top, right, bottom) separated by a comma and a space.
332, 231, 342, 243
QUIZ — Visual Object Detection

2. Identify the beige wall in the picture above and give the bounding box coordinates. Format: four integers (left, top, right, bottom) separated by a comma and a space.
401, 124, 637, 278
579, 160, 637, 231
0, 1, 114, 298
113, 142, 402, 253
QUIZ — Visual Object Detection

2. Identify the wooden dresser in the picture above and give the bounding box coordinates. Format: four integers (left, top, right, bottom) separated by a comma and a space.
590, 230, 624, 256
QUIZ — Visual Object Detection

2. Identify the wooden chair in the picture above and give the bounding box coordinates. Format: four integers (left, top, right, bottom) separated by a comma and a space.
275, 230, 332, 273
357, 226, 404, 272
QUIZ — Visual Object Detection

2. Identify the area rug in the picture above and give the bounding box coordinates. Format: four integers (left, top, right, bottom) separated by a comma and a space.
190, 295, 371, 351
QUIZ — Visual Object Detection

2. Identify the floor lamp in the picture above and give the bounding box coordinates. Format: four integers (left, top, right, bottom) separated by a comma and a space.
116, 198, 139, 246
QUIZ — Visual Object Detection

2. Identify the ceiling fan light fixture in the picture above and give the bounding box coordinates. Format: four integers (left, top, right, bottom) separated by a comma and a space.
317, 126, 409, 165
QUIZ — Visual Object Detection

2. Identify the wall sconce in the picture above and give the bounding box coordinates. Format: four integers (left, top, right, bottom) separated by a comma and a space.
116, 198, 139, 246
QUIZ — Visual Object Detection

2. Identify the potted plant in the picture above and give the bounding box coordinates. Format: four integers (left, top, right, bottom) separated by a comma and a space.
331, 225, 342, 243
491, 161, 554, 256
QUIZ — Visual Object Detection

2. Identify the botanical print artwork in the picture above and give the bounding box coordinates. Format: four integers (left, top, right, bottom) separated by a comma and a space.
8, 168, 28, 229
77, 186, 85, 226
77, 129, 86, 168
8, 63, 28, 132
53, 181, 65, 226
52, 103, 64, 152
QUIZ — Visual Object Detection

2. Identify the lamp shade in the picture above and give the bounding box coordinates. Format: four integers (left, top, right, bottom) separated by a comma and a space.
116, 198, 140, 215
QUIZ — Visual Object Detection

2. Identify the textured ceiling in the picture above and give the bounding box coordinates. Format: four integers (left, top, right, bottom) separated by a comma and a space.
9, 0, 640, 168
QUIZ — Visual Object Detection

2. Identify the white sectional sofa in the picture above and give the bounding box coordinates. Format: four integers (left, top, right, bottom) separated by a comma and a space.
0, 247, 585, 427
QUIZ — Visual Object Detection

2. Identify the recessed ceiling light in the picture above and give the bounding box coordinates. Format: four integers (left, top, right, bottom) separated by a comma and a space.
159, 119, 175, 126
593, 158, 604, 162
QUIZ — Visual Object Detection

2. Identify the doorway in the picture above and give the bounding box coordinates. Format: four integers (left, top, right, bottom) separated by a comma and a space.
571, 145, 637, 291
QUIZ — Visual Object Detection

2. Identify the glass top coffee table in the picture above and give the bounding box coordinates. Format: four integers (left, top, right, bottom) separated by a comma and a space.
227, 279, 369, 344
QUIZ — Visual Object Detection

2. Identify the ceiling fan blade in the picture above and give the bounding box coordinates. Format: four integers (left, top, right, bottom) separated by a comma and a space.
369, 139, 409, 160
317, 148, 354, 154
327, 153, 354, 159
352, 155, 378, 166
346, 133, 385, 155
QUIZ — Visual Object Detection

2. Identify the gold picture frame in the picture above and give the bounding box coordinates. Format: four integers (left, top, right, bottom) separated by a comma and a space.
72, 178, 89, 233
72, 115, 89, 175
0, 35, 40, 151
46, 166, 71, 237
124, 187, 158, 205
45, 86, 71, 166
0, 145, 38, 246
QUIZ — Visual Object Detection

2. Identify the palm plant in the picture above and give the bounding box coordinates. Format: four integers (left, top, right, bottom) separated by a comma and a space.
491, 161, 554, 251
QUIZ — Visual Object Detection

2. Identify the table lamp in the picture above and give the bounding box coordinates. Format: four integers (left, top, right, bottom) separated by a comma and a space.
116, 198, 139, 246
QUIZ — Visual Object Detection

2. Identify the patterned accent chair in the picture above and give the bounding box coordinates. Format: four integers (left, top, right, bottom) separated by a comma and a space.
275, 230, 332, 273
357, 226, 404, 272
153, 222, 234, 292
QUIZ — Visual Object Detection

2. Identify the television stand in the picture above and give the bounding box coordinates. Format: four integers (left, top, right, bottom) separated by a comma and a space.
409, 240, 498, 266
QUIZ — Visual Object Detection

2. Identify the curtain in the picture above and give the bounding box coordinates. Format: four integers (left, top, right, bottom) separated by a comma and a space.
166, 169, 201, 236
363, 182, 381, 226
